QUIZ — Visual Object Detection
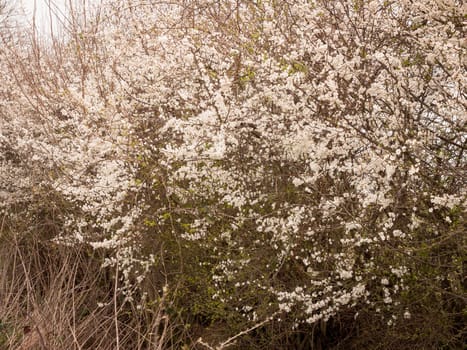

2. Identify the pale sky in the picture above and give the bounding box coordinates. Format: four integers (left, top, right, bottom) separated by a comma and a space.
20, 0, 99, 36
19, 0, 68, 34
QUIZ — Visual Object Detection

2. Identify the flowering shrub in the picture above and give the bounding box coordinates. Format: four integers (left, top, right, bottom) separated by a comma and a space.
1, 0, 465, 348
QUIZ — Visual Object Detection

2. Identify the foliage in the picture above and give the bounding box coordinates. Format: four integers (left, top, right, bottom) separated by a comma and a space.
1, 0, 466, 348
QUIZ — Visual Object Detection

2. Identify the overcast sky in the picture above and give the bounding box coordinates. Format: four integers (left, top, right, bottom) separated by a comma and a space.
19, 0, 67, 34
19, 0, 100, 36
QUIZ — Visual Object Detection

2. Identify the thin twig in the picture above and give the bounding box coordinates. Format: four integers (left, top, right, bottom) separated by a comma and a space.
197, 312, 278, 350
114, 264, 120, 350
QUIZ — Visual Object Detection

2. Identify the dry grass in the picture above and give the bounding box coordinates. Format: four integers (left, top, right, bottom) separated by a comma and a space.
0, 210, 174, 350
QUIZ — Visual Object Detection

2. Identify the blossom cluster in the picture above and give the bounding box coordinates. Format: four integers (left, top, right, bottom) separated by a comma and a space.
1, 0, 465, 331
